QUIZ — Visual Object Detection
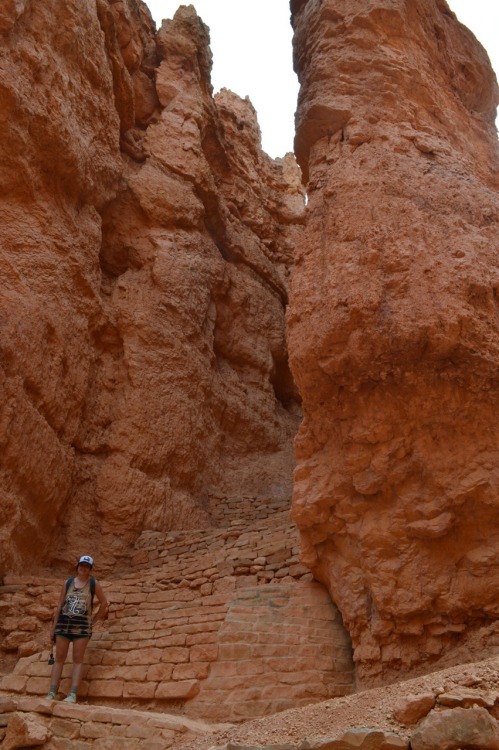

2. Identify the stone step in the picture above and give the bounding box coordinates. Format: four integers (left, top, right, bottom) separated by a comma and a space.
0, 694, 231, 749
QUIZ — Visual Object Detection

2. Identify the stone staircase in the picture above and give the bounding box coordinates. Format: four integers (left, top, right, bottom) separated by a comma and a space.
0, 694, 230, 750
1, 493, 355, 743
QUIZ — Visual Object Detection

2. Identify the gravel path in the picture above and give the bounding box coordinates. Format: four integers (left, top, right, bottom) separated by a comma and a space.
180, 654, 499, 749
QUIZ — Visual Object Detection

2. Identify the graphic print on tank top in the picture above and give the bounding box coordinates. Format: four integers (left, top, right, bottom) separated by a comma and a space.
62, 590, 88, 617
55, 580, 93, 637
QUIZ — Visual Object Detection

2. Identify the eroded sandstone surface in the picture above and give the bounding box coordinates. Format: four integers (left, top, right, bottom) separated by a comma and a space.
288, 0, 499, 683
0, 1, 304, 575
1, 0, 498, 717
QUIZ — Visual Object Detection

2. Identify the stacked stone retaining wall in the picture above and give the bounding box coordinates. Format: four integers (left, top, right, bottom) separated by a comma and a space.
1, 495, 355, 722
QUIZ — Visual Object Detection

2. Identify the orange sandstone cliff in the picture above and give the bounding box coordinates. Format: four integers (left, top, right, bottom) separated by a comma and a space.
288, 0, 499, 684
1, 0, 498, 702
0, 0, 304, 576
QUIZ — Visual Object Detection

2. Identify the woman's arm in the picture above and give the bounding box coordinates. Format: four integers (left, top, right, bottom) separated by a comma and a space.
92, 581, 109, 623
49, 582, 68, 642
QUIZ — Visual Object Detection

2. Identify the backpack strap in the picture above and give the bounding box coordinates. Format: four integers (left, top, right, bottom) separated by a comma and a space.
65, 577, 74, 593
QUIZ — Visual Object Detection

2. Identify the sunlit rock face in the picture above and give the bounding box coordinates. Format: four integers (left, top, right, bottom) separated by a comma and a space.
288, 0, 499, 683
0, 1, 304, 575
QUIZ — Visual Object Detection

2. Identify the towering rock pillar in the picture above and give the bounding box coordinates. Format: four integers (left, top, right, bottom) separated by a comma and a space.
288, 0, 499, 683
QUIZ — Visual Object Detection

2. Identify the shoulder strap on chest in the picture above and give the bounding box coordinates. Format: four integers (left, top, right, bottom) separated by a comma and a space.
65, 577, 74, 593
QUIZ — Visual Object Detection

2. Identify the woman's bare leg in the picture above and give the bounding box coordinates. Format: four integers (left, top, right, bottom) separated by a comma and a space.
48, 636, 70, 695
68, 637, 90, 696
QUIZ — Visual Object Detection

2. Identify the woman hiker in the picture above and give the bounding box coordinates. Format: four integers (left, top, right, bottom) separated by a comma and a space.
46, 555, 109, 703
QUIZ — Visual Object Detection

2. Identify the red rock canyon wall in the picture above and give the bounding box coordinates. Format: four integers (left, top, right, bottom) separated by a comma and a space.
288, 0, 499, 683
2, 0, 498, 691
0, 0, 304, 575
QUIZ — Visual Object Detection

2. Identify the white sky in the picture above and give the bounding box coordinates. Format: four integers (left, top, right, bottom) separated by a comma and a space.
145, 0, 499, 158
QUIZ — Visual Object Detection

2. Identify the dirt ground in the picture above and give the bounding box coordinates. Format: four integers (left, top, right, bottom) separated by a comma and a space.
181, 654, 499, 749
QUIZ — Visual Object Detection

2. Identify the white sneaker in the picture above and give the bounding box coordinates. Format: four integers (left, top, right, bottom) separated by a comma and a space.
45, 690, 57, 700
63, 693, 77, 703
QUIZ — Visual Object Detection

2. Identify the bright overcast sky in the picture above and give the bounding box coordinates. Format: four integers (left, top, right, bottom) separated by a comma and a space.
145, 0, 499, 158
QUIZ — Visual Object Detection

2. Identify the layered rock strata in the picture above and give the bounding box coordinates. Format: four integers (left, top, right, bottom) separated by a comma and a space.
0, 1, 304, 575
288, 0, 499, 682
